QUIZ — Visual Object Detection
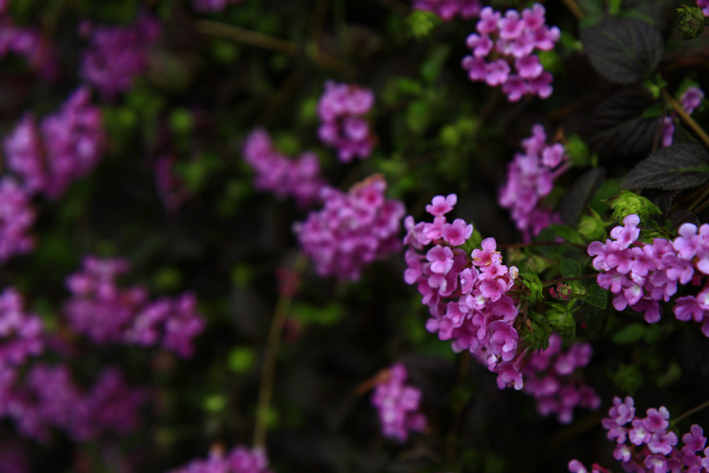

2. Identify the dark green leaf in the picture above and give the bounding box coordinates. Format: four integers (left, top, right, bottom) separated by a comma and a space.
612, 323, 647, 344
585, 89, 661, 158
560, 168, 607, 225
561, 259, 582, 278
548, 224, 585, 245
580, 17, 664, 84
586, 284, 608, 309
622, 143, 709, 190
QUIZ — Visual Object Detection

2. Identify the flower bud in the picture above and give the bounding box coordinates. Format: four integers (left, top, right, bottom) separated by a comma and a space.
677, 5, 705, 40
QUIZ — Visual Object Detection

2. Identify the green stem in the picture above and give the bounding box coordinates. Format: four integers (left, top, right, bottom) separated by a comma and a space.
561, 0, 585, 20
253, 253, 309, 448
673, 399, 709, 425
662, 88, 709, 149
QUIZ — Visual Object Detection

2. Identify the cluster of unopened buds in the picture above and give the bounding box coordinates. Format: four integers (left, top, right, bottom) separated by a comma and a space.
370, 363, 426, 442
169, 444, 273, 473
64, 255, 205, 358
242, 128, 327, 209
413, 0, 481, 20
462, 3, 560, 101
498, 124, 568, 240
403, 193, 525, 390
317, 81, 376, 163
294, 175, 405, 282
569, 396, 709, 473
523, 333, 600, 424
588, 214, 709, 336
662, 86, 704, 147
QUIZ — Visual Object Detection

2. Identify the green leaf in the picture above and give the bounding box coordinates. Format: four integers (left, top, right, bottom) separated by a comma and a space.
560, 168, 607, 225
613, 363, 644, 395
609, 190, 662, 222
622, 143, 709, 190
548, 224, 585, 245
228, 347, 256, 374
519, 271, 544, 303
561, 258, 582, 278
420, 45, 451, 84
676, 5, 705, 40
612, 323, 647, 344
580, 17, 664, 84
586, 284, 608, 309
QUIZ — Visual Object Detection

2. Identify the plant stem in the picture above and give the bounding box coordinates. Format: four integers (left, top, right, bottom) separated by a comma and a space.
561, 0, 585, 20
541, 274, 597, 286
195, 20, 354, 75
669, 197, 709, 232
662, 88, 709, 149
673, 399, 709, 425
253, 253, 309, 448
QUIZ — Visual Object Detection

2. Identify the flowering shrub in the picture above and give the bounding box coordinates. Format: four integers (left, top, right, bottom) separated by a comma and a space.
2, 0, 709, 472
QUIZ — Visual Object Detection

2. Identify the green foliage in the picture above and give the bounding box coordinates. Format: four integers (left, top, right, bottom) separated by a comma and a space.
406, 10, 441, 39
622, 143, 709, 191
609, 190, 662, 223
613, 363, 644, 395
612, 323, 647, 344
676, 5, 706, 40
228, 347, 256, 374
585, 284, 608, 309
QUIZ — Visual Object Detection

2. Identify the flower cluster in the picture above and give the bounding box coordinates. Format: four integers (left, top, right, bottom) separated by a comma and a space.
662, 87, 704, 147
588, 215, 709, 335
498, 124, 568, 241
0, 287, 43, 367
193, 0, 244, 12
0, 178, 35, 263
0, 19, 60, 80
523, 334, 600, 424
597, 396, 709, 472
6, 364, 147, 443
413, 0, 481, 21
64, 255, 205, 358
80, 13, 160, 99
462, 4, 560, 101
4, 86, 105, 200
168, 445, 273, 473
371, 363, 426, 442
317, 81, 375, 163
294, 175, 405, 281
242, 128, 328, 209
403, 194, 524, 390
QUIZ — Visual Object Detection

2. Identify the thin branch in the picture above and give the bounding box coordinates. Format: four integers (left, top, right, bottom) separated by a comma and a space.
253, 253, 309, 449
662, 88, 709, 149
195, 20, 355, 75
561, 0, 585, 20
673, 399, 709, 425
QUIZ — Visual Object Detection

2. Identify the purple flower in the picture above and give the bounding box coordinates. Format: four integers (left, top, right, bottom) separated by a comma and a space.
295, 175, 405, 281
371, 363, 426, 442
0, 178, 35, 263
193, 0, 244, 12
426, 194, 457, 217
317, 81, 375, 162
462, 3, 559, 101
242, 128, 328, 209
0, 287, 44, 366
169, 444, 273, 473
413, 0, 481, 20
442, 219, 473, 246
80, 13, 160, 99
498, 124, 568, 239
